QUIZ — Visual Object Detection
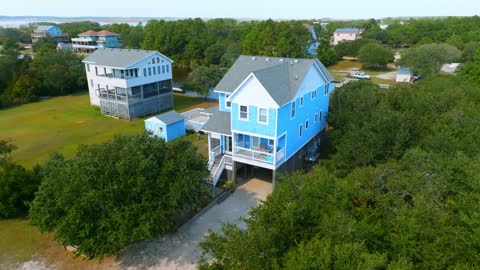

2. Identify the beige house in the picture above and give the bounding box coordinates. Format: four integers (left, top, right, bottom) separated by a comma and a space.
332, 28, 361, 45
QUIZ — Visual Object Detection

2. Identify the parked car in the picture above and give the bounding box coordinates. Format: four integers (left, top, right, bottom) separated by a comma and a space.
349, 71, 371, 80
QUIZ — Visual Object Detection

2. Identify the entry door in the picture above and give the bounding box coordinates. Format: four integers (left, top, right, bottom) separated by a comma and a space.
224, 136, 233, 154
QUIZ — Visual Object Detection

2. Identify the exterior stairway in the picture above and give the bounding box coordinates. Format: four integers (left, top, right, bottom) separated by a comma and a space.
209, 155, 225, 187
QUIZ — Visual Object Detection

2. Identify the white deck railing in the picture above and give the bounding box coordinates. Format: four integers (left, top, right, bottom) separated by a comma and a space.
234, 146, 275, 164
208, 145, 221, 170
211, 155, 225, 187
276, 148, 286, 163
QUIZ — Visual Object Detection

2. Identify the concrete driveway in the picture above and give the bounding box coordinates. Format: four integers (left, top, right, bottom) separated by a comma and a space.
116, 179, 273, 270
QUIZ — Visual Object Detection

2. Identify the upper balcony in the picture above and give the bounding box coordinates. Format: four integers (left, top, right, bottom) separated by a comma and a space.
233, 133, 286, 169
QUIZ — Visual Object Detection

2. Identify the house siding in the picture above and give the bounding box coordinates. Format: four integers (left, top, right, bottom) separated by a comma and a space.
145, 119, 184, 142
166, 120, 185, 141
218, 93, 231, 112
277, 68, 332, 162
231, 103, 276, 138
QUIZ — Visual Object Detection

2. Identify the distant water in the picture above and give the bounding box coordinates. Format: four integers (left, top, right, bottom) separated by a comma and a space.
0, 20, 144, 28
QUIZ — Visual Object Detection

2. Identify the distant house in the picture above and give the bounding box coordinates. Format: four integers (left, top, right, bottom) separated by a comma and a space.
304, 24, 320, 55
31, 25, 69, 43
82, 48, 174, 120
72, 30, 122, 54
145, 110, 185, 141
201, 55, 335, 186
332, 28, 361, 45
57, 42, 73, 51
396, 68, 413, 83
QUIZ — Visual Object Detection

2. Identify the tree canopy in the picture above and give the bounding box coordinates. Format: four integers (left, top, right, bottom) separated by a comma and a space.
334, 39, 375, 58
199, 76, 480, 269
398, 43, 461, 74
0, 139, 40, 219
29, 134, 211, 258
358, 43, 394, 69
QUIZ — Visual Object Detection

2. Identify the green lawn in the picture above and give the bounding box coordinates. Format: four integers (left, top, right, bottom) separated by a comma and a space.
0, 92, 217, 167
0, 92, 217, 269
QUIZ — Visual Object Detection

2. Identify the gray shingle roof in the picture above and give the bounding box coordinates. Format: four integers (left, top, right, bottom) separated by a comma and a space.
215, 55, 333, 106
334, 28, 359, 34
82, 48, 164, 68
200, 107, 231, 135
149, 110, 184, 125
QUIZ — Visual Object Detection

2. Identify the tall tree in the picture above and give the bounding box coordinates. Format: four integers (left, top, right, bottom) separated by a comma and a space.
29, 134, 211, 258
358, 43, 394, 69
398, 43, 461, 74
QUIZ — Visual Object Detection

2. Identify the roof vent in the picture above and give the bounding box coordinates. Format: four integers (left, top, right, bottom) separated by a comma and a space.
279, 59, 284, 62
294, 59, 299, 63
295, 75, 298, 80
290, 61, 294, 65
252, 57, 256, 60
265, 58, 270, 61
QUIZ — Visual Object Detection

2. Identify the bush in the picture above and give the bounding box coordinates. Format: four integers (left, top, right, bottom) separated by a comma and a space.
29, 134, 211, 258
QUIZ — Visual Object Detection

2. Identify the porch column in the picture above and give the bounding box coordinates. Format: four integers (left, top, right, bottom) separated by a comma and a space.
232, 161, 237, 186
272, 170, 276, 189
207, 133, 211, 155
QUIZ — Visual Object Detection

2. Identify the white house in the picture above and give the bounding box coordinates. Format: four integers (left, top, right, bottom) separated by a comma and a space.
82, 48, 174, 120
332, 28, 361, 45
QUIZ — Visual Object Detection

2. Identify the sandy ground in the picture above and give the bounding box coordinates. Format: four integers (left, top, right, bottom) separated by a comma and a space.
375, 71, 397, 80
115, 179, 272, 270
117, 179, 272, 270
12, 179, 272, 270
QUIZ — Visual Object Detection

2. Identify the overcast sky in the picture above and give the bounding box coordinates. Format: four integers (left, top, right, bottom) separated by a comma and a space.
0, 0, 478, 19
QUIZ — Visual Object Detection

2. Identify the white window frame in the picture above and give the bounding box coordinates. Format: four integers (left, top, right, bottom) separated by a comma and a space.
324, 85, 329, 95
159, 127, 164, 133
319, 111, 323, 121
299, 124, 303, 137
305, 120, 309, 129
311, 90, 317, 99
314, 113, 318, 122
258, 108, 268, 124
225, 94, 231, 108
290, 101, 296, 119
239, 105, 248, 121
86, 64, 90, 72
300, 97, 304, 107
90, 79, 94, 87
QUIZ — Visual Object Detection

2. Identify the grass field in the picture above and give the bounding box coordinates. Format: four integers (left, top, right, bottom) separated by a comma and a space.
0, 92, 217, 167
0, 92, 216, 269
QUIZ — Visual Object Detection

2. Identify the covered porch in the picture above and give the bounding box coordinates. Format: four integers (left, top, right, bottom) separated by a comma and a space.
233, 133, 286, 167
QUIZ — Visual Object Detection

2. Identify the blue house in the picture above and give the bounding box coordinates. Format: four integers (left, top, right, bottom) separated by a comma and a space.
201, 56, 335, 186
72, 30, 122, 54
145, 110, 185, 142
31, 25, 69, 43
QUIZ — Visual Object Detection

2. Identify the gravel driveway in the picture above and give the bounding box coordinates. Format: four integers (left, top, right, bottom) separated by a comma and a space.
116, 179, 273, 270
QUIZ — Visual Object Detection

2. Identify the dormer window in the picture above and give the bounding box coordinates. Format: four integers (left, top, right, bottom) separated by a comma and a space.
225, 95, 231, 108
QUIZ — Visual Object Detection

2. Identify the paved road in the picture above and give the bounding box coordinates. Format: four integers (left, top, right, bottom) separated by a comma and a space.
116, 179, 273, 270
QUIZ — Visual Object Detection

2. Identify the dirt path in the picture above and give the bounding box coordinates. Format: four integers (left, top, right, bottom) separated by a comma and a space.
115, 179, 272, 270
